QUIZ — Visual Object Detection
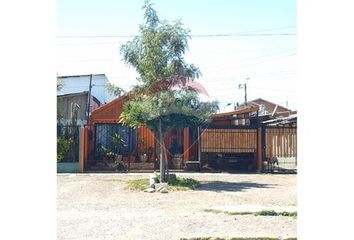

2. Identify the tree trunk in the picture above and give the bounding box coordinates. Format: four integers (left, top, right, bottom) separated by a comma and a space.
164, 142, 169, 180
158, 119, 166, 182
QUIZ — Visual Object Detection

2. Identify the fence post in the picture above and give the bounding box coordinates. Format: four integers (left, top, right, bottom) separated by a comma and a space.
183, 127, 190, 163
79, 127, 84, 173
79, 126, 89, 173
257, 127, 263, 173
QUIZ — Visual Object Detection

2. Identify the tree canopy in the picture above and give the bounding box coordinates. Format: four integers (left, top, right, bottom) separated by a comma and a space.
119, 0, 218, 182
106, 82, 125, 98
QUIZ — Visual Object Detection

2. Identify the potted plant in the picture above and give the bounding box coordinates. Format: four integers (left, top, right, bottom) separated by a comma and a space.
112, 133, 129, 171
138, 137, 148, 162
112, 133, 125, 162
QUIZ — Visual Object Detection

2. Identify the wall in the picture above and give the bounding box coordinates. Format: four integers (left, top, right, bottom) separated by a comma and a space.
57, 93, 100, 126
57, 162, 80, 173
57, 74, 115, 104
57, 93, 88, 126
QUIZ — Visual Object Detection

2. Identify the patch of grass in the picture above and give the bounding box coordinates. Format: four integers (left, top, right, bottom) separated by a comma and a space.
126, 176, 201, 191
255, 210, 297, 217
225, 211, 253, 216
203, 209, 223, 214
103, 179, 124, 182
180, 238, 297, 240
168, 177, 201, 190
203, 209, 297, 218
126, 178, 149, 191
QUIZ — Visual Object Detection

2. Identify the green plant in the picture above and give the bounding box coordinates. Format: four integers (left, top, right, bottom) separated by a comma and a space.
203, 209, 297, 218
106, 82, 125, 98
112, 133, 125, 154
100, 145, 127, 171
138, 137, 147, 153
168, 177, 201, 190
57, 137, 73, 162
255, 210, 297, 217
126, 179, 150, 191
126, 176, 201, 191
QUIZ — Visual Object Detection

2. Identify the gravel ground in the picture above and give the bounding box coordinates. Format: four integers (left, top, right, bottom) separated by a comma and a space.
57, 173, 297, 240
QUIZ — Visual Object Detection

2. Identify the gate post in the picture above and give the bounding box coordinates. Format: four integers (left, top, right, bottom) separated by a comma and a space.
79, 127, 84, 173
257, 127, 263, 173
79, 126, 88, 173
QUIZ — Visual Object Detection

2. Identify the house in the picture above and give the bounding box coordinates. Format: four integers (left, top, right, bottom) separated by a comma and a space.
78, 95, 296, 173
81, 96, 263, 172
83, 95, 202, 171
262, 114, 297, 127
210, 104, 259, 127
238, 98, 296, 118
57, 91, 102, 173
57, 92, 101, 126
57, 74, 116, 104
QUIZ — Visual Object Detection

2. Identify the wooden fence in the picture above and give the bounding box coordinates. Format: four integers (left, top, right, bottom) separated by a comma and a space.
265, 127, 297, 158
201, 127, 257, 153
265, 126, 297, 171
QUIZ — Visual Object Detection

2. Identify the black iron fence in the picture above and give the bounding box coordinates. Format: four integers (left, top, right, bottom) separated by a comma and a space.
57, 125, 80, 162
94, 123, 137, 160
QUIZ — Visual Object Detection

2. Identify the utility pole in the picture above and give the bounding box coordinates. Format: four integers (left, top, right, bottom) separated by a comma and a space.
238, 83, 247, 104
238, 77, 249, 104
86, 74, 93, 124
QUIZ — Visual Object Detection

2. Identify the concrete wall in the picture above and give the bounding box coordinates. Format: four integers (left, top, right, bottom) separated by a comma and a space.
57, 162, 80, 173
57, 128, 83, 173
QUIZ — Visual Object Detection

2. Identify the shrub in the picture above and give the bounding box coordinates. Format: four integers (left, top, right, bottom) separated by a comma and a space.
57, 137, 73, 162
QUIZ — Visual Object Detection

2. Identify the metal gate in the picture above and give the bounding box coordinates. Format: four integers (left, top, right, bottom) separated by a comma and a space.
200, 126, 258, 171
264, 126, 297, 172
94, 123, 137, 161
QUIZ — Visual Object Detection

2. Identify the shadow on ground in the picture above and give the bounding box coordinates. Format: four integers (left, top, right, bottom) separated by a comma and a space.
197, 181, 277, 192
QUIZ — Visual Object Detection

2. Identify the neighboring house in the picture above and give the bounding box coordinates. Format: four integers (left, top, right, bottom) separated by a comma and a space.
238, 98, 296, 118
57, 92, 101, 126
262, 114, 297, 127
57, 74, 115, 104
210, 104, 259, 127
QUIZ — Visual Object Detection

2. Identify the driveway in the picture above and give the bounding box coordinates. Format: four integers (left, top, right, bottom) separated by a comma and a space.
57, 173, 297, 240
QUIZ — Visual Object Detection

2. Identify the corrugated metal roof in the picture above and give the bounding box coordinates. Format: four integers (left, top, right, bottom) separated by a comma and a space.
213, 105, 259, 118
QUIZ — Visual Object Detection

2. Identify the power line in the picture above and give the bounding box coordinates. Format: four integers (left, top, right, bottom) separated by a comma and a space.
57, 32, 296, 39
57, 50, 296, 64
193, 33, 296, 38
57, 26, 296, 39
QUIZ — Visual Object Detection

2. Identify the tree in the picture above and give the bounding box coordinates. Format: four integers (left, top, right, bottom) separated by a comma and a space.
57, 77, 64, 91
119, 0, 218, 182
106, 82, 125, 98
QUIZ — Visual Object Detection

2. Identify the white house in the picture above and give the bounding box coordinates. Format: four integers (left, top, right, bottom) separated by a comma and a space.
57, 74, 115, 104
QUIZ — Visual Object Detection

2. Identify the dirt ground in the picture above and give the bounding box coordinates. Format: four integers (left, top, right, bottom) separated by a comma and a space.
57, 173, 297, 240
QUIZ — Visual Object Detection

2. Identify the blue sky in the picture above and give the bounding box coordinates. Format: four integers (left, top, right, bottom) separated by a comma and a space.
57, 0, 297, 110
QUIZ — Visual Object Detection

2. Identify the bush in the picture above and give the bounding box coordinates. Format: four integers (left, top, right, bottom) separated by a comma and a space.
57, 137, 73, 162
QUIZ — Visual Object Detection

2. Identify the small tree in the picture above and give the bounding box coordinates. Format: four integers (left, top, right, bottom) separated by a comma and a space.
57, 77, 64, 91
119, 1, 218, 182
106, 83, 125, 98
